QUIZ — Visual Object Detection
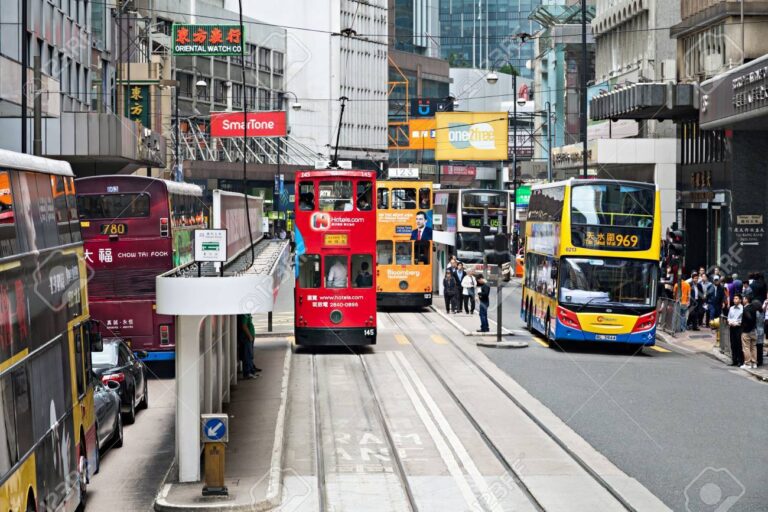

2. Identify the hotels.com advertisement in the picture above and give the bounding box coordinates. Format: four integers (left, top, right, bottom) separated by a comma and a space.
210, 111, 287, 138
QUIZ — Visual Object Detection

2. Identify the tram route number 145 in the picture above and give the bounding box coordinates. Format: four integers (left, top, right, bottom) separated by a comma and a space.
364, 329, 376, 337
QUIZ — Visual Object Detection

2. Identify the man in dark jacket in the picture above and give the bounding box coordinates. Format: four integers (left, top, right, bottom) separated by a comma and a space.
477, 275, 490, 333
443, 270, 460, 314
712, 275, 727, 319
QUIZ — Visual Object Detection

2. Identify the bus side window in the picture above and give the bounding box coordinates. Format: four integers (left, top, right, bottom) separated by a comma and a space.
414, 241, 430, 265
0, 373, 18, 473
298, 182, 315, 211
419, 188, 431, 209
377, 188, 389, 209
0, 170, 19, 257
11, 367, 31, 458
352, 254, 373, 288
377, 241, 392, 265
298, 254, 321, 288
356, 182, 372, 211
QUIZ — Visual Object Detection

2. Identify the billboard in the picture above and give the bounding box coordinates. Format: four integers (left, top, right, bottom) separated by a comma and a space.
408, 118, 436, 150
435, 112, 507, 161
172, 24, 244, 56
210, 111, 287, 138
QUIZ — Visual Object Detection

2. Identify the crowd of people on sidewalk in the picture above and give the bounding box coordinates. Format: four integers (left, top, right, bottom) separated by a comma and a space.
664, 266, 767, 368
442, 255, 491, 333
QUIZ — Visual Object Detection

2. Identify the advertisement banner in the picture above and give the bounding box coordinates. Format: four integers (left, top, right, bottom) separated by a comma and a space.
210, 111, 287, 138
172, 24, 244, 56
408, 118, 436, 150
435, 112, 507, 161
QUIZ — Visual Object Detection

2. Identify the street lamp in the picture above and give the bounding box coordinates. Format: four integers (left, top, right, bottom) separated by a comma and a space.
276, 91, 301, 233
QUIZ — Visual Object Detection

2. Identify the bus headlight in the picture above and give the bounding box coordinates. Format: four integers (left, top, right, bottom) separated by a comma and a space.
330, 310, 343, 324
399, 280, 409, 290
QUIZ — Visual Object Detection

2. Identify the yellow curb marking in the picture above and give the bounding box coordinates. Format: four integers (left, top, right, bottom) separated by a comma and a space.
431, 335, 448, 345
395, 334, 411, 345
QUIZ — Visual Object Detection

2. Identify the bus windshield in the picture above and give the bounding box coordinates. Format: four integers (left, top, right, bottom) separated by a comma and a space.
461, 191, 507, 229
558, 257, 657, 307
78, 193, 150, 219
570, 183, 654, 250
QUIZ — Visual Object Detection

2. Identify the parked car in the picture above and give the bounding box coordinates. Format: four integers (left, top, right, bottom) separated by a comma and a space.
93, 372, 123, 454
91, 338, 148, 424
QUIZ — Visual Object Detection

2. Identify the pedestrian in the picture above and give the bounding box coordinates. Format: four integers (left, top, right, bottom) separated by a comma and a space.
238, 313, 260, 379
727, 294, 744, 367
476, 275, 490, 333
461, 272, 477, 314
660, 265, 675, 299
446, 255, 458, 275
674, 276, 691, 333
700, 272, 715, 326
731, 273, 743, 297
752, 273, 767, 303
443, 270, 459, 314
688, 273, 704, 330
712, 275, 726, 319
741, 292, 761, 369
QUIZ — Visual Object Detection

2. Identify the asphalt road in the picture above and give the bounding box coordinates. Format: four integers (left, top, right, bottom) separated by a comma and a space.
483, 281, 768, 512
87, 363, 176, 511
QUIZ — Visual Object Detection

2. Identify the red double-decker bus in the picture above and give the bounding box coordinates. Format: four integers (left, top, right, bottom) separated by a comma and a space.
294, 169, 377, 346
76, 175, 205, 361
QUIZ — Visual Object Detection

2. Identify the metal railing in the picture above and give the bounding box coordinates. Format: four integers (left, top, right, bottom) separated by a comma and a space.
657, 298, 682, 336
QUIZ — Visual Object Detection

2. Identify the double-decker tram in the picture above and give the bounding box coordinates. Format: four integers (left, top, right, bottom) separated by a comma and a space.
76, 176, 205, 361
0, 149, 101, 512
294, 170, 377, 346
375, 180, 433, 308
521, 179, 662, 346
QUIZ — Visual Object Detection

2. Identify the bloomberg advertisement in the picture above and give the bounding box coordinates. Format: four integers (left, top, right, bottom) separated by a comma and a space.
210, 111, 287, 138
435, 112, 507, 161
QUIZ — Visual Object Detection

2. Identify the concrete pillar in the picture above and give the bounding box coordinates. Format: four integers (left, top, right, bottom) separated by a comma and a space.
176, 315, 204, 483
222, 315, 230, 404
203, 316, 213, 415
215, 315, 223, 413
230, 315, 238, 387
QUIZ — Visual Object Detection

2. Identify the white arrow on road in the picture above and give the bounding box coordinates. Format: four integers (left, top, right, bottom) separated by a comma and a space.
206, 421, 224, 439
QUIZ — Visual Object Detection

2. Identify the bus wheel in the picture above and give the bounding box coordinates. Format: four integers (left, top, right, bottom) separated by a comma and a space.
26, 490, 36, 512
525, 301, 532, 331
76, 442, 87, 511
545, 310, 553, 344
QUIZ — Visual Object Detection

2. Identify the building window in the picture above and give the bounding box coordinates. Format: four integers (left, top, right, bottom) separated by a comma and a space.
258, 88, 269, 110
179, 73, 192, 97
214, 80, 227, 103
232, 83, 243, 107
258, 47, 271, 72
274, 52, 284, 75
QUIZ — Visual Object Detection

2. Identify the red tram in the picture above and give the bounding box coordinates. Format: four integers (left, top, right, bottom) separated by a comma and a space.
294, 169, 377, 346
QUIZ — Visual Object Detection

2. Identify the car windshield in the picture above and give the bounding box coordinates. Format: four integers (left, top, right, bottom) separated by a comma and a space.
558, 257, 657, 306
91, 343, 119, 369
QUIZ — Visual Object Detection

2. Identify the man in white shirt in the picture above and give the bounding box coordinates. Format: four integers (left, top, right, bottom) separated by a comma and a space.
327, 259, 348, 288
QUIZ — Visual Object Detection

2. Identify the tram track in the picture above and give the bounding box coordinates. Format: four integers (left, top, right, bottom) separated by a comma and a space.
385, 310, 639, 512
310, 353, 419, 512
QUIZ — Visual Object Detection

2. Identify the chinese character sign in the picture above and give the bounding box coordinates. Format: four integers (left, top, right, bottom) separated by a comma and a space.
172, 24, 244, 56
124, 85, 150, 127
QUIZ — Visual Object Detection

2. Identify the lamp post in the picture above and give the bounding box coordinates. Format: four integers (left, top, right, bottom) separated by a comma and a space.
277, 91, 302, 232
545, 101, 553, 182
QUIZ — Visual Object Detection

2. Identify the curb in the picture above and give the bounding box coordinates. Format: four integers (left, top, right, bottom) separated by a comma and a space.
429, 305, 514, 337
657, 331, 768, 383
154, 344, 293, 511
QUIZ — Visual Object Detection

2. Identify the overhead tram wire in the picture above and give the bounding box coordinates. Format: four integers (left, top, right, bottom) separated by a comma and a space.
238, 0, 255, 268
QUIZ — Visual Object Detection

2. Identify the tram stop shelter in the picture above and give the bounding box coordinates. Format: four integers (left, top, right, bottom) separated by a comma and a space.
156, 237, 290, 484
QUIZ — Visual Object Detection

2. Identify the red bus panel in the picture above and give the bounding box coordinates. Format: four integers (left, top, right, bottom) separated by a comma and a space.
294, 170, 377, 346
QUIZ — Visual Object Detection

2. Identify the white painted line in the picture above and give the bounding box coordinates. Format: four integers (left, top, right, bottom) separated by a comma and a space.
265, 344, 293, 508
161, 484, 171, 499
394, 351, 504, 512
386, 351, 481, 512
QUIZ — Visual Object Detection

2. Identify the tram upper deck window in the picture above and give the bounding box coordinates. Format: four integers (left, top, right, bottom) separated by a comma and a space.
319, 181, 352, 211
377, 241, 392, 265
298, 182, 315, 211
298, 254, 321, 288
419, 188, 431, 209
352, 254, 373, 288
356, 181, 372, 211
377, 188, 389, 209
392, 188, 416, 210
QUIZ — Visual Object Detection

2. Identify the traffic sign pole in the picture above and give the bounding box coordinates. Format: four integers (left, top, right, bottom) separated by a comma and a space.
201, 414, 229, 496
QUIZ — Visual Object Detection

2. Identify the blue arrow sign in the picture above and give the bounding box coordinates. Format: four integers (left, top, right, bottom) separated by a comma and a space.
204, 418, 227, 441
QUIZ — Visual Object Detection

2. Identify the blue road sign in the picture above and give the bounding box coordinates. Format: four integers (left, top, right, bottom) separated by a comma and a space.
203, 417, 227, 442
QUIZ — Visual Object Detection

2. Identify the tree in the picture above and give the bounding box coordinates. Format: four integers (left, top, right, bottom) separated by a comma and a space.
498, 64, 520, 76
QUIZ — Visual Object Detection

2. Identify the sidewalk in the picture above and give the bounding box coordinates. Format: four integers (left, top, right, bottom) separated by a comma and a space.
430, 290, 520, 338
656, 328, 768, 383
154, 339, 292, 511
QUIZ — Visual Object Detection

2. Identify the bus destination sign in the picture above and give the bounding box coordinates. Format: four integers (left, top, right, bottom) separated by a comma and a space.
572, 226, 652, 251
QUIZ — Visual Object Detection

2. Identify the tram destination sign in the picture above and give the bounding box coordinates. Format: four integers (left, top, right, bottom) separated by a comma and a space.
172, 24, 244, 56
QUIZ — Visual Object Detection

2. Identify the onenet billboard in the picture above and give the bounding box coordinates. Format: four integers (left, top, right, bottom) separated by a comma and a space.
435, 112, 507, 161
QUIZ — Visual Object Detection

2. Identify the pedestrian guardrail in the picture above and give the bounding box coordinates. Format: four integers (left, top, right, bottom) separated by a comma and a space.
718, 315, 731, 358
657, 298, 682, 336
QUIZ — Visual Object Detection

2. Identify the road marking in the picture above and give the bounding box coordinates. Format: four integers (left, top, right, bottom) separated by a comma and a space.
394, 352, 504, 512
649, 345, 671, 353
431, 334, 448, 345
395, 334, 410, 345
385, 352, 485, 512
533, 336, 549, 348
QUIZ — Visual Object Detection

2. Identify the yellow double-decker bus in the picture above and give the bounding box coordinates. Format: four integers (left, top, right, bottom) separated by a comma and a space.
0, 150, 100, 512
521, 179, 662, 346
375, 180, 434, 308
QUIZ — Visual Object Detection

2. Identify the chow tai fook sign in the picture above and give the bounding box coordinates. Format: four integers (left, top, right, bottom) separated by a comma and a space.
210, 111, 287, 138
172, 24, 244, 56
435, 112, 507, 161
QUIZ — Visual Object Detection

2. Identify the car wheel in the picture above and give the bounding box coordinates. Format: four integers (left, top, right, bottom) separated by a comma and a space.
123, 388, 136, 425
113, 412, 123, 448
138, 379, 148, 410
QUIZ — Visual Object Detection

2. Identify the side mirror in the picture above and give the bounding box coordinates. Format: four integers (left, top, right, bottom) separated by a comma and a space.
106, 380, 121, 391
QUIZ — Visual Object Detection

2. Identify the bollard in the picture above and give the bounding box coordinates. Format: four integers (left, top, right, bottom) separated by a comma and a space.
201, 414, 229, 496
